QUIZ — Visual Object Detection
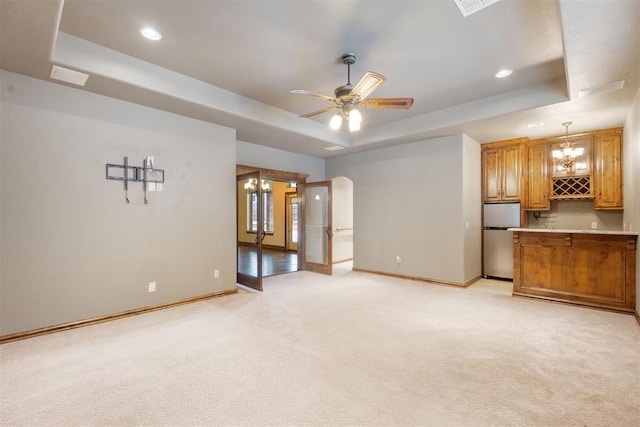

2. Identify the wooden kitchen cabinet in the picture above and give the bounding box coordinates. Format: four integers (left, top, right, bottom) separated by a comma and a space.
482, 141, 522, 202
483, 128, 623, 209
512, 230, 637, 313
593, 131, 623, 209
524, 141, 550, 210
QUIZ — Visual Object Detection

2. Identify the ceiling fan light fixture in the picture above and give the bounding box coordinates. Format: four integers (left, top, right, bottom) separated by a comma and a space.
349, 109, 362, 124
329, 114, 343, 130
348, 110, 362, 132
291, 53, 413, 130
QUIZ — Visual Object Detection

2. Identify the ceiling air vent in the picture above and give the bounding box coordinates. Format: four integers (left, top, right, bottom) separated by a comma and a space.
50, 65, 89, 87
454, 0, 502, 17
578, 80, 625, 98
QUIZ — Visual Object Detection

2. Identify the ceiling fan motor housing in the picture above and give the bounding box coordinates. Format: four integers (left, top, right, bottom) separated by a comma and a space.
342, 53, 356, 65
334, 84, 354, 99
335, 53, 357, 99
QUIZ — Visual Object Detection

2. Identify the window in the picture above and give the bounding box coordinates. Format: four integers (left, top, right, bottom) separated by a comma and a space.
247, 191, 274, 233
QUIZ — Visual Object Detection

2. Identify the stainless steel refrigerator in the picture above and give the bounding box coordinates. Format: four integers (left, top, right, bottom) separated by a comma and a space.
483, 203, 520, 279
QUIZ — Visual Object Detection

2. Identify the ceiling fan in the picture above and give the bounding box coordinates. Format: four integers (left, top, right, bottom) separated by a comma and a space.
290, 53, 414, 131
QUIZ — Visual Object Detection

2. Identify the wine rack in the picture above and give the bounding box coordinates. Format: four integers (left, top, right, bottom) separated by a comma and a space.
551, 176, 592, 199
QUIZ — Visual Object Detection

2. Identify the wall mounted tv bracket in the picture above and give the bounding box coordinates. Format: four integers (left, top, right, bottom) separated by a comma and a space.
106, 156, 165, 204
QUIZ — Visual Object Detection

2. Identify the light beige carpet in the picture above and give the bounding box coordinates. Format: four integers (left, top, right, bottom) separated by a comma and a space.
1, 264, 639, 426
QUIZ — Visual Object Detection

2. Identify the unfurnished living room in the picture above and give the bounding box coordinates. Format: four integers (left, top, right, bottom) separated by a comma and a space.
1, 1, 639, 426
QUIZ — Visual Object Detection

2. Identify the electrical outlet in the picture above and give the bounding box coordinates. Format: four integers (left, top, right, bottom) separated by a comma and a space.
156, 183, 163, 192
591, 222, 598, 229
214, 270, 219, 278
148, 282, 156, 292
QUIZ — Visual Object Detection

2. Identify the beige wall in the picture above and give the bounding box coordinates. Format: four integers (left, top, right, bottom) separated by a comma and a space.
463, 134, 482, 283
236, 140, 325, 183
622, 88, 640, 315
0, 71, 237, 335
526, 200, 623, 230
332, 176, 353, 263
326, 135, 482, 285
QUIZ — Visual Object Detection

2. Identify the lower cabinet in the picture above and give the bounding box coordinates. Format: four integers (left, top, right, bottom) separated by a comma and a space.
512, 231, 637, 312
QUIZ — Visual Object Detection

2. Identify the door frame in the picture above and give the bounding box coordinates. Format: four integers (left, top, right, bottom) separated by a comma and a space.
237, 171, 264, 291
237, 165, 309, 273
285, 192, 298, 252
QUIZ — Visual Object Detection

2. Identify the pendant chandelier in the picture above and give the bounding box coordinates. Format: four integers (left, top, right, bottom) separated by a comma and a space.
244, 178, 271, 194
551, 121, 584, 175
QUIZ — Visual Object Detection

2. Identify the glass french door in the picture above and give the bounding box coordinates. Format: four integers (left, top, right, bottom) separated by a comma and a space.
237, 171, 263, 291
285, 192, 298, 252
301, 181, 332, 275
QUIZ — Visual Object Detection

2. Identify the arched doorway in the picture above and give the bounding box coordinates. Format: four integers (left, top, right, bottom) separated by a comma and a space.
331, 176, 354, 267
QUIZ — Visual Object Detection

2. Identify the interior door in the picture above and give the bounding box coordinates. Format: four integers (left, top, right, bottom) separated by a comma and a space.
301, 181, 332, 275
237, 171, 263, 291
285, 192, 298, 252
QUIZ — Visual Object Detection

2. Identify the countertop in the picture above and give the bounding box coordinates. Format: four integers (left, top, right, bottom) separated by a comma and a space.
508, 227, 639, 236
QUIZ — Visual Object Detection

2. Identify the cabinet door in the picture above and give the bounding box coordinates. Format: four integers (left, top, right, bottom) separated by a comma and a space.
525, 143, 550, 210
501, 145, 521, 201
483, 148, 502, 202
594, 134, 622, 209
549, 138, 591, 178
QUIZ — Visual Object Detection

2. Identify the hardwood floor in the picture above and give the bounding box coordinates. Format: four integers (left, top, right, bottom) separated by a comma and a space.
238, 246, 298, 277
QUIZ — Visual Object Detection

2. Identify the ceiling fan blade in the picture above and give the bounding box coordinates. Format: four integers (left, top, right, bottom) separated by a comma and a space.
360, 98, 414, 109
351, 71, 387, 100
300, 105, 339, 118
290, 89, 337, 103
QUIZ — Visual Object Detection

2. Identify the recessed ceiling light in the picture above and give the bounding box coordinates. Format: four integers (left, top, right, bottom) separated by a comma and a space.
324, 146, 345, 151
140, 27, 162, 41
495, 69, 513, 78
50, 65, 89, 86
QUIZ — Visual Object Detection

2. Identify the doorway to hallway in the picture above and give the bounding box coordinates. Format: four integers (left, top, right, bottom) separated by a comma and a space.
236, 165, 309, 286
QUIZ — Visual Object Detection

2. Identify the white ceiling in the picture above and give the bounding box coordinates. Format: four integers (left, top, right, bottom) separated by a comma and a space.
1, 0, 638, 157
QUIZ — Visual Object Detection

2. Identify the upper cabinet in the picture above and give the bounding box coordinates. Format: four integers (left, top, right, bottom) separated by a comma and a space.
482, 140, 523, 203
549, 137, 592, 178
593, 130, 623, 210
548, 136, 593, 200
524, 141, 550, 210
483, 127, 623, 211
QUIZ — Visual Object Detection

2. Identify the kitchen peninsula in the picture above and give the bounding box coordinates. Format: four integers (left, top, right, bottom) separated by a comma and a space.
509, 228, 638, 313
